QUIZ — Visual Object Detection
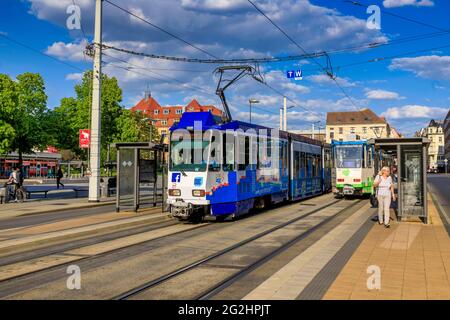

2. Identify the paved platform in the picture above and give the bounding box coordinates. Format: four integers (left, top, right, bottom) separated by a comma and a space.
0, 197, 114, 220
323, 194, 450, 300
243, 193, 450, 300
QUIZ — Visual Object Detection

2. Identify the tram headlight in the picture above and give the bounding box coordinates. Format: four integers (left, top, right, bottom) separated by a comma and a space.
169, 189, 181, 196
192, 189, 205, 197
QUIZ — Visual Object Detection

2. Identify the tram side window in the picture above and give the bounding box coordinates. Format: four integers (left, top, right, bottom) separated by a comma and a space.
314, 155, 321, 177
208, 134, 221, 172
300, 152, 306, 177
223, 133, 234, 171
367, 146, 373, 168
280, 140, 288, 171
239, 135, 250, 171
294, 151, 300, 178
306, 154, 312, 176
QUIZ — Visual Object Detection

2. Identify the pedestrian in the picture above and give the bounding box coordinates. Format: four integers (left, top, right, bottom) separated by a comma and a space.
56, 167, 64, 189
373, 166, 396, 228
7, 167, 21, 202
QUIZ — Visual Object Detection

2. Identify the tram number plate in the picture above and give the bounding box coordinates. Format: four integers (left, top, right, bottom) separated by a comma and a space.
343, 186, 354, 195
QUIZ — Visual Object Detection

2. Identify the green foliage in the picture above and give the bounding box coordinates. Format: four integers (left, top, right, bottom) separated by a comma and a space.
114, 109, 160, 143
0, 73, 48, 160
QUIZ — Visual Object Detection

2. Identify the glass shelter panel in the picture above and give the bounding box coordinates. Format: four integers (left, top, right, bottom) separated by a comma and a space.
400, 145, 424, 217
118, 148, 136, 208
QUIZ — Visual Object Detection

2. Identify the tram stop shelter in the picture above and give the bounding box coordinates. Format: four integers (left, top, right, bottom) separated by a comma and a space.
368, 137, 430, 224
112, 142, 168, 212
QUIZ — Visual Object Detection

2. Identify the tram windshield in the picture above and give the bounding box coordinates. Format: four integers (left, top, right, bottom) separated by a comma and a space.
170, 137, 210, 172
335, 145, 363, 168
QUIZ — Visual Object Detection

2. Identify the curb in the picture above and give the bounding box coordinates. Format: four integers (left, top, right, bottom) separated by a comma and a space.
428, 189, 450, 236
0, 209, 169, 256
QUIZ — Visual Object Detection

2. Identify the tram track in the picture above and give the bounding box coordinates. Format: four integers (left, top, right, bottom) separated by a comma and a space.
0, 219, 211, 285
0, 194, 348, 299
114, 198, 362, 300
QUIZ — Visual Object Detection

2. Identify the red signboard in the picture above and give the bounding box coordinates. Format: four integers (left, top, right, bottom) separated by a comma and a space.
79, 129, 91, 149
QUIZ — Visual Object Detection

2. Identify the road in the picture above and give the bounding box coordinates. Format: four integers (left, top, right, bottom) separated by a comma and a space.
427, 174, 450, 224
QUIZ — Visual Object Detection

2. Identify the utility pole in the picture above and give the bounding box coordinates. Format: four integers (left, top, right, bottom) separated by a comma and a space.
89, 0, 102, 202
279, 107, 283, 130
248, 99, 259, 124
283, 97, 287, 132
312, 120, 320, 140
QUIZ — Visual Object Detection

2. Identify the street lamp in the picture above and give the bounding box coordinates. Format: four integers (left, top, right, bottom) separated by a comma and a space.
280, 105, 295, 131
312, 120, 320, 140
141, 117, 155, 143
248, 99, 260, 124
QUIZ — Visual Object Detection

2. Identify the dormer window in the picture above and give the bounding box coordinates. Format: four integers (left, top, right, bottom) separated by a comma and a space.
154, 110, 159, 115
163, 109, 169, 114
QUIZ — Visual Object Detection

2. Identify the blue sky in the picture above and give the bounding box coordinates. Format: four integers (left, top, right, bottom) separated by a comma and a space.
1, 0, 449, 136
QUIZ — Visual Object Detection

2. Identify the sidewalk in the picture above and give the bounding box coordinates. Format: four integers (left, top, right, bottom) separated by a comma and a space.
323, 194, 450, 300
0, 197, 115, 220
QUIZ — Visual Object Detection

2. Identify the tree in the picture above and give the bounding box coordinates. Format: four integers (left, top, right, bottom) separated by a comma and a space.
114, 109, 160, 143
52, 71, 123, 161
0, 73, 48, 165
0, 74, 18, 154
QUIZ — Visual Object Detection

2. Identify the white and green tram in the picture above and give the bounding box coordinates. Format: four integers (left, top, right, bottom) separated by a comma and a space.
332, 140, 375, 197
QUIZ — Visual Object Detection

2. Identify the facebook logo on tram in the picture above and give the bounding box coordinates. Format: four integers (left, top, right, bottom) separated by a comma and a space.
171, 172, 181, 183
286, 70, 302, 80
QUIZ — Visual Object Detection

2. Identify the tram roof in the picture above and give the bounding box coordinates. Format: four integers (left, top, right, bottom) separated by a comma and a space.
170, 112, 289, 138
331, 140, 368, 145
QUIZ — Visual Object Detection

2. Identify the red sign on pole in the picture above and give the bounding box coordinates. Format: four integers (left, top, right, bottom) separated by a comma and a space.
79, 129, 91, 149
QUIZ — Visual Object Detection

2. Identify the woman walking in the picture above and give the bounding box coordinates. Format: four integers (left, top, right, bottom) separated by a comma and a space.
373, 166, 396, 228
56, 167, 64, 189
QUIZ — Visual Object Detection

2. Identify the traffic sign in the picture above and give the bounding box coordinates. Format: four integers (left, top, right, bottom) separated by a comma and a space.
286, 69, 302, 80
79, 129, 90, 149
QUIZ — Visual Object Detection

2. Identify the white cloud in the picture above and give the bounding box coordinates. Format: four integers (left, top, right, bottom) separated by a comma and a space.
280, 82, 310, 94
383, 0, 434, 8
65, 73, 83, 81
382, 105, 448, 120
389, 55, 450, 81
365, 89, 404, 100
45, 39, 88, 61
308, 74, 356, 87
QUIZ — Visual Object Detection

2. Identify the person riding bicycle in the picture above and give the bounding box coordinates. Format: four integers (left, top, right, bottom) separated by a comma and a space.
7, 167, 22, 202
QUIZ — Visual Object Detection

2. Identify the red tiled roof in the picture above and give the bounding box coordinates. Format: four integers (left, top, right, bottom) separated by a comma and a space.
326, 108, 386, 125
130, 96, 223, 128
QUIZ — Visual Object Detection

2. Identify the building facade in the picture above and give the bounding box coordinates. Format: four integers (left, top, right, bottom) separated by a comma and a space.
289, 130, 326, 143
325, 108, 391, 143
445, 110, 450, 172
131, 95, 223, 142
418, 119, 445, 172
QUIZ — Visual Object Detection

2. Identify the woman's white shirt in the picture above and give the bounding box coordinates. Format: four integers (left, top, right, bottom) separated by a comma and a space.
376, 175, 392, 196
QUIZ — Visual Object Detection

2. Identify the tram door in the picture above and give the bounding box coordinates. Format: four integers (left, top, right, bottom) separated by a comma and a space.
400, 146, 424, 217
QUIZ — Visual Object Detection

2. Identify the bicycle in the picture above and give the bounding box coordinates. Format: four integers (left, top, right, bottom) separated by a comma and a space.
4, 183, 26, 203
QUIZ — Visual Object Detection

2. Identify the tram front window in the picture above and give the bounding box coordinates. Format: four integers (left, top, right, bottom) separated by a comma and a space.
170, 137, 209, 172
335, 145, 363, 168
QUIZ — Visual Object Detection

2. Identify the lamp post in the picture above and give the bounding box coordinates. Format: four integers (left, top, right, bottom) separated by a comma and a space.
312, 120, 320, 140
280, 105, 295, 131
141, 117, 155, 143
248, 99, 260, 124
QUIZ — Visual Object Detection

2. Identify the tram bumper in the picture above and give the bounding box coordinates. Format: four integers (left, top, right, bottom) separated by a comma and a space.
170, 201, 194, 219
343, 185, 355, 195
169, 199, 209, 219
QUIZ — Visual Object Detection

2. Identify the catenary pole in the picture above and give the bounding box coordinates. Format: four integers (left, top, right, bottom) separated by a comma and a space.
283, 97, 287, 132
89, 0, 102, 202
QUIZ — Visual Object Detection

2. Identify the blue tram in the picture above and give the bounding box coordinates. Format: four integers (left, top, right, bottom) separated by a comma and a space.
167, 112, 332, 220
